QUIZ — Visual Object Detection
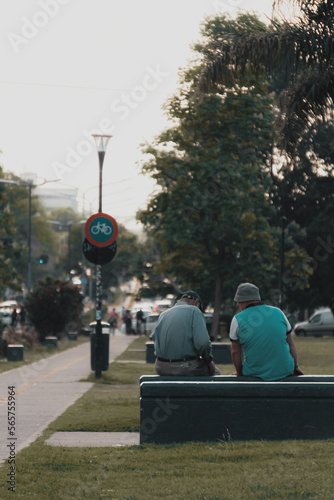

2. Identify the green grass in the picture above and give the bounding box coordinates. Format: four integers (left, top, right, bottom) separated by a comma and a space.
2, 437, 334, 499
0, 335, 90, 375
1, 336, 334, 499
292, 337, 334, 374
116, 335, 147, 361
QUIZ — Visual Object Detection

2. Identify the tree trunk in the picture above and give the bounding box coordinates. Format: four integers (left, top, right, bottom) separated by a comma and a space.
211, 273, 223, 340
330, 297, 334, 315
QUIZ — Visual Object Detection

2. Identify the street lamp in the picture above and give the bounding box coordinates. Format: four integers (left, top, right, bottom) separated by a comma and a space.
92, 133, 112, 379
92, 134, 112, 213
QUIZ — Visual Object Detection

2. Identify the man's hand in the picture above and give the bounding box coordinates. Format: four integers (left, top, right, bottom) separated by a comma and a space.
293, 366, 304, 376
231, 371, 242, 376
208, 361, 216, 376
231, 341, 243, 376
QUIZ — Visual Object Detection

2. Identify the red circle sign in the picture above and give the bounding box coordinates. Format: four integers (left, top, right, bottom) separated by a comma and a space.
85, 213, 118, 248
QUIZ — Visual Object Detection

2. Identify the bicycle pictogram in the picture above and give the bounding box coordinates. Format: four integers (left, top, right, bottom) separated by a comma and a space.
85, 212, 118, 248
91, 222, 112, 235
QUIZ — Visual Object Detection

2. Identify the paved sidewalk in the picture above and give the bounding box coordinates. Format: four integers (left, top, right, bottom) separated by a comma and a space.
0, 332, 137, 463
46, 431, 140, 447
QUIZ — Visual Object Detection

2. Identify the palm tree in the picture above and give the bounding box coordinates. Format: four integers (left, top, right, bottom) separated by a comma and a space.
198, 0, 334, 157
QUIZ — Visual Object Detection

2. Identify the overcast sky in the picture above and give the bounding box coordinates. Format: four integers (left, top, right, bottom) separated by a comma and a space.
0, 0, 289, 230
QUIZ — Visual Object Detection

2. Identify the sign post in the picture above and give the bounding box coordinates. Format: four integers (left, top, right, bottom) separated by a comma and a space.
84, 212, 118, 379
90, 133, 113, 379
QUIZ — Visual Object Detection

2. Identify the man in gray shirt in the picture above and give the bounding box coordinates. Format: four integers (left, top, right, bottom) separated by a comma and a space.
152, 291, 220, 376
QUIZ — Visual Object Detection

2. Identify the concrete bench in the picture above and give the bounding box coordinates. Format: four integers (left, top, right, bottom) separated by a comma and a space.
145, 341, 232, 364
139, 375, 334, 444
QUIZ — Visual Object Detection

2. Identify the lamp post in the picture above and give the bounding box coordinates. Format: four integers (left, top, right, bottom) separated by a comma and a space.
27, 182, 33, 291
92, 134, 112, 379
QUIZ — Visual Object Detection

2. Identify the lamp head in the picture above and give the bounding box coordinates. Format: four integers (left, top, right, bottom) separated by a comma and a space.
92, 134, 113, 153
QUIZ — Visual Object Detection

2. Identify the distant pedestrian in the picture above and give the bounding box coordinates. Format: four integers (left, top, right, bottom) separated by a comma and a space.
11, 308, 18, 327
108, 308, 118, 334
124, 310, 133, 335
136, 309, 144, 334
19, 306, 26, 325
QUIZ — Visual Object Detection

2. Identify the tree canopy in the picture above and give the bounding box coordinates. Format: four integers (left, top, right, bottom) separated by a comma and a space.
138, 13, 311, 336
198, 0, 334, 156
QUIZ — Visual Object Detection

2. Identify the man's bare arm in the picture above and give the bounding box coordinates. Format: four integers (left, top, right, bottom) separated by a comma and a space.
231, 340, 243, 376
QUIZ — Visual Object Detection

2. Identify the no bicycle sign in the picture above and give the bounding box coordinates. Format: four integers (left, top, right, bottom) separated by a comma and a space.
85, 213, 118, 248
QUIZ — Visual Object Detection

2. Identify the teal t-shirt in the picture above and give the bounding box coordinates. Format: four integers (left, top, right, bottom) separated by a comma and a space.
230, 304, 294, 381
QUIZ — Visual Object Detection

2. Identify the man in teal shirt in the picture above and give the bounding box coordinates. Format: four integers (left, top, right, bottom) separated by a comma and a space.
229, 283, 303, 381
152, 291, 220, 376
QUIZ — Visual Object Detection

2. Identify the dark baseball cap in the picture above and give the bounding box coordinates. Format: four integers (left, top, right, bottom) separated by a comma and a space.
181, 291, 202, 302
181, 291, 203, 310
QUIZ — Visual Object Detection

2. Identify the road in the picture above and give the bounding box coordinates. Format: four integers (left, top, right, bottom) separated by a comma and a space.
0, 333, 135, 464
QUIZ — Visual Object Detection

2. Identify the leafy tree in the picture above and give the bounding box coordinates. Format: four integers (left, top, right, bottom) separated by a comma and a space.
24, 277, 83, 342
11, 181, 57, 287
138, 13, 311, 337
274, 119, 334, 310
0, 170, 60, 295
48, 207, 84, 276
198, 2, 334, 312
137, 236, 184, 300
0, 173, 24, 295
198, 0, 334, 157
101, 224, 148, 299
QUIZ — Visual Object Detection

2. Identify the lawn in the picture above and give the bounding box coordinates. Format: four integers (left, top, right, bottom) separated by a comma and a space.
0, 336, 334, 499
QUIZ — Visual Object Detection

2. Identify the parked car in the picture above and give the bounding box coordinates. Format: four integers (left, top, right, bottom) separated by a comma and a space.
294, 308, 334, 337
0, 311, 11, 325
146, 314, 160, 336
0, 300, 19, 325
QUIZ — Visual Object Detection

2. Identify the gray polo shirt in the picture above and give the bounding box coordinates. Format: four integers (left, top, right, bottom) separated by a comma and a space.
152, 302, 213, 363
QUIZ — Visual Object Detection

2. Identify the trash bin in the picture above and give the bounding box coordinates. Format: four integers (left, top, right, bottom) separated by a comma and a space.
90, 321, 110, 371
145, 342, 156, 363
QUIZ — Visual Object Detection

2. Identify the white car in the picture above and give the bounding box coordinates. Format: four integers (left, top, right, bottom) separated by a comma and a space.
145, 313, 160, 336
294, 308, 334, 337
0, 310, 11, 325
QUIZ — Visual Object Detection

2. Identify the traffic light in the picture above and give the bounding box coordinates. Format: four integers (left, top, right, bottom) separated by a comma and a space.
37, 254, 48, 265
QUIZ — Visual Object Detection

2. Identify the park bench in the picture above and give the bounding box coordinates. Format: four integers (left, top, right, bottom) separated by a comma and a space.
145, 341, 232, 364
139, 375, 334, 444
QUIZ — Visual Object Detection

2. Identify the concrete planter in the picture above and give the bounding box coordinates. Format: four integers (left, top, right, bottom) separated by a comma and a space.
45, 336, 58, 349
81, 328, 91, 337
6, 344, 24, 361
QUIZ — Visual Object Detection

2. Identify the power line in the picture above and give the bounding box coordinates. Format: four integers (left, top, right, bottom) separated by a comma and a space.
0, 79, 168, 95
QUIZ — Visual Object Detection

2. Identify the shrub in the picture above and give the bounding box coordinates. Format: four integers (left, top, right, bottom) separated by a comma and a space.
24, 277, 83, 342
1, 325, 37, 350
